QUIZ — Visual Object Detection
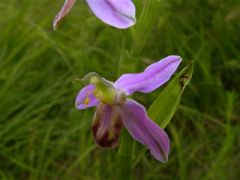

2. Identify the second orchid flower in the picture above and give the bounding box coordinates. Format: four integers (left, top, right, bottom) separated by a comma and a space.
54, 0, 136, 29
75, 55, 182, 162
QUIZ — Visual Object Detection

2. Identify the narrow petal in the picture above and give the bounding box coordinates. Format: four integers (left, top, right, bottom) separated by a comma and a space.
75, 84, 99, 110
53, 0, 76, 30
117, 99, 170, 162
92, 103, 123, 148
86, 0, 136, 29
114, 55, 182, 95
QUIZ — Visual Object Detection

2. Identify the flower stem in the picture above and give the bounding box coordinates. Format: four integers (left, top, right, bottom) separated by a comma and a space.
115, 129, 134, 180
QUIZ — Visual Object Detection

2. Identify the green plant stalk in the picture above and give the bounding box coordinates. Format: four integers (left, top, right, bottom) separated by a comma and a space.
115, 38, 136, 180
132, 0, 161, 55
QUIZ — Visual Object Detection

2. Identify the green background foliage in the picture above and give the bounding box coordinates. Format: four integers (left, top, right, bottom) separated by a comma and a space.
0, 0, 239, 179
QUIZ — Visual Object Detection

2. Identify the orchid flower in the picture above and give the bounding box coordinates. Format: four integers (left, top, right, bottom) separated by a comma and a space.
53, 0, 136, 29
75, 55, 182, 162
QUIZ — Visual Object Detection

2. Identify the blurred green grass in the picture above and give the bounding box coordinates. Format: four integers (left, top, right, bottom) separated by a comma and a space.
0, 0, 239, 179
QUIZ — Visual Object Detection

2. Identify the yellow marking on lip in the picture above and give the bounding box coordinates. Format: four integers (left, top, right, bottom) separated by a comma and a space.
84, 97, 90, 105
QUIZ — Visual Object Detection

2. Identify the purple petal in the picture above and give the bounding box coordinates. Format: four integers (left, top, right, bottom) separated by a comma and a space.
53, 0, 76, 30
114, 55, 182, 95
86, 0, 136, 29
117, 99, 170, 162
75, 84, 99, 110
92, 103, 123, 148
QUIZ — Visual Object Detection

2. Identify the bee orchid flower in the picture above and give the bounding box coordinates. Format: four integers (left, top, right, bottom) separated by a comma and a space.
75, 55, 182, 162
53, 0, 136, 29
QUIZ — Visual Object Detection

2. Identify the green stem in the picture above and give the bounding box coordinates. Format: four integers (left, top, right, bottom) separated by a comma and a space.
115, 37, 136, 180
115, 129, 134, 180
